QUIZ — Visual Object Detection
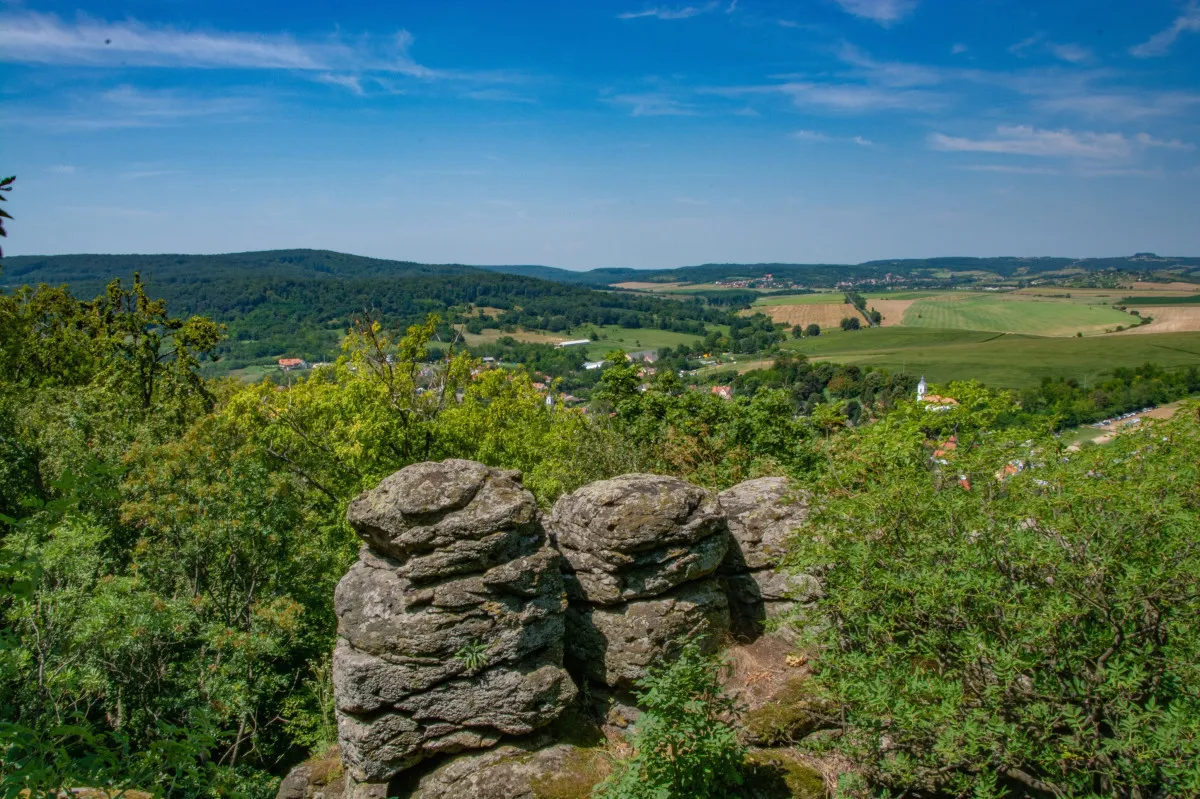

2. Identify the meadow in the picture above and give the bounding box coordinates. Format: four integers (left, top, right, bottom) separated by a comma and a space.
782, 327, 1200, 388
901, 294, 1131, 336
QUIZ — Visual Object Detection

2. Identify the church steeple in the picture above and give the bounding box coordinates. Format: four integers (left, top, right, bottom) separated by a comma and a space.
917, 375, 927, 402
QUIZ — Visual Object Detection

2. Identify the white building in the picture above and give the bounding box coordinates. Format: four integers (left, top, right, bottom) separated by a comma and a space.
557, 339, 591, 348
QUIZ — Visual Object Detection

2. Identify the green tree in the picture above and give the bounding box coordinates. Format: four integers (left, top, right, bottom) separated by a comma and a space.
594, 639, 744, 799
839, 316, 861, 331
804, 323, 821, 337
791, 324, 803, 339
792, 391, 1200, 798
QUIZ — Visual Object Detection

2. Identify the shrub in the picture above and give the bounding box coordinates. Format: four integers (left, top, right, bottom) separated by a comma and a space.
805, 323, 821, 338
792, 394, 1200, 797
593, 639, 745, 799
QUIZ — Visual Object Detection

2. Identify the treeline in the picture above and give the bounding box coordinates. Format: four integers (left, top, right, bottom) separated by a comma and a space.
1019, 363, 1200, 429
1, 250, 747, 371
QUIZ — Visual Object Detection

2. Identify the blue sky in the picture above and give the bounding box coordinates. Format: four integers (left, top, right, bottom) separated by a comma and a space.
2, 0, 1199, 268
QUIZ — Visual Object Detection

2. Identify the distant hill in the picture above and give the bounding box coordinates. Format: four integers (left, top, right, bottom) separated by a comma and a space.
0, 249, 481, 297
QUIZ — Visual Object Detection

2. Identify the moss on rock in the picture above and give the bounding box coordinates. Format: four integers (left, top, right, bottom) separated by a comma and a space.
742, 748, 826, 799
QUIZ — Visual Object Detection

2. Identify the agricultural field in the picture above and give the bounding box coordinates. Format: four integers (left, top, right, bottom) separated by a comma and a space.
750, 292, 841, 306
901, 294, 1131, 336
1117, 305, 1200, 334
782, 327, 1200, 388
749, 301, 864, 330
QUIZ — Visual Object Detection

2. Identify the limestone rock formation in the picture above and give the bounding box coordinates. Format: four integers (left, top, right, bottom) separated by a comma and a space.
392, 743, 612, 799
718, 477, 816, 639
550, 474, 731, 687
334, 460, 577, 786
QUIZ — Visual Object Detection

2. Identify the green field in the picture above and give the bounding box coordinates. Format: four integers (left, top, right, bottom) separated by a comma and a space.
581, 325, 705, 356
862, 290, 943, 300
783, 327, 1200, 388
752, 292, 843, 306
902, 295, 1131, 336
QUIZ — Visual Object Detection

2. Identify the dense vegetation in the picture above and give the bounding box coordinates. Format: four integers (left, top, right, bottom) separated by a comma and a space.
794, 388, 1200, 797
0, 251, 745, 371
3, 248, 1200, 797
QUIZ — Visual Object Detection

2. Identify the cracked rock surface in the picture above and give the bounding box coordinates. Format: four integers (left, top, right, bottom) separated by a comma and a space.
334, 460, 576, 784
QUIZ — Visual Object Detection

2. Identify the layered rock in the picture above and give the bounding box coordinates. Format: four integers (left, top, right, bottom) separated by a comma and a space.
718, 477, 817, 639
550, 474, 731, 688
333, 460, 577, 786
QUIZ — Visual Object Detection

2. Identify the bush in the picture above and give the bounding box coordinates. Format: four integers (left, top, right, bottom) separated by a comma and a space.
593, 639, 745, 799
839, 316, 861, 331
793, 393, 1200, 797
805, 323, 821, 338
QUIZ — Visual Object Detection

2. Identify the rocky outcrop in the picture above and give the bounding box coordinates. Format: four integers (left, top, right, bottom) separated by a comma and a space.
334, 460, 577, 787
550, 474, 731, 688
718, 478, 817, 640
392, 743, 612, 799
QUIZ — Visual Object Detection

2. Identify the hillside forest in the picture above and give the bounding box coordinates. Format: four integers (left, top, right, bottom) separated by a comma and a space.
2, 256, 1200, 797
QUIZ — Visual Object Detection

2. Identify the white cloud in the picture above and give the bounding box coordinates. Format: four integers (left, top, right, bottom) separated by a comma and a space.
837, 43, 942, 87
951, 43, 968, 55
833, 0, 919, 25
792, 129, 873, 146
618, 3, 718, 20
1047, 42, 1092, 64
48, 164, 76, 174
14, 85, 261, 130
793, 129, 831, 142
1131, 1, 1200, 57
1136, 132, 1194, 150
958, 164, 1062, 175
1036, 90, 1200, 120
607, 93, 698, 116
929, 126, 1132, 160
780, 81, 942, 112
1009, 32, 1093, 63
0, 11, 498, 82
1008, 33, 1045, 56
316, 73, 364, 95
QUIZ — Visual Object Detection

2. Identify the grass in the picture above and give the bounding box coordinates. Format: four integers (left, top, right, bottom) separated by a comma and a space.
581, 324, 704, 356
862, 290, 945, 301
782, 327, 1200, 388
903, 295, 1131, 336
752, 293, 844, 306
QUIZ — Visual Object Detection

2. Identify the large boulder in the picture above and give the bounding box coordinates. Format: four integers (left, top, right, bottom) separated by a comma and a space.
550, 474, 732, 689
551, 473, 728, 605
565, 578, 730, 688
718, 478, 815, 639
334, 461, 577, 786
392, 743, 613, 799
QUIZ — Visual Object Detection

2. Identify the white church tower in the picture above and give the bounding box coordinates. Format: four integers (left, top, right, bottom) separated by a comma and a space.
917, 375, 927, 402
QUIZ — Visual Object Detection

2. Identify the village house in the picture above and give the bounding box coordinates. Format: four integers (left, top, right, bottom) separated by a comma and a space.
278, 358, 306, 370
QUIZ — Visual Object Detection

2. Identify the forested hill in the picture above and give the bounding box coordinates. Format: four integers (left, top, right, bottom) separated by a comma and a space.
0, 249, 483, 296
0, 249, 734, 370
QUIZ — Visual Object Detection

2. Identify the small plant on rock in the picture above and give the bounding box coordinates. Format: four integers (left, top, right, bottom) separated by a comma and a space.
593, 638, 744, 799
455, 640, 490, 674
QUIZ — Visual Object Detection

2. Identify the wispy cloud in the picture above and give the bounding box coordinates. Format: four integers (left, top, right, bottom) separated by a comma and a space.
465, 88, 536, 103
833, 0, 919, 25
607, 92, 698, 116
951, 43, 968, 55
1136, 132, 1194, 150
1009, 32, 1093, 63
0, 11, 507, 83
47, 164, 76, 174
1047, 42, 1093, 64
793, 129, 874, 145
958, 164, 1062, 176
930, 126, 1133, 160
14, 84, 262, 130
617, 3, 718, 20
316, 73, 364, 95
1131, 1, 1200, 57
780, 82, 942, 112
